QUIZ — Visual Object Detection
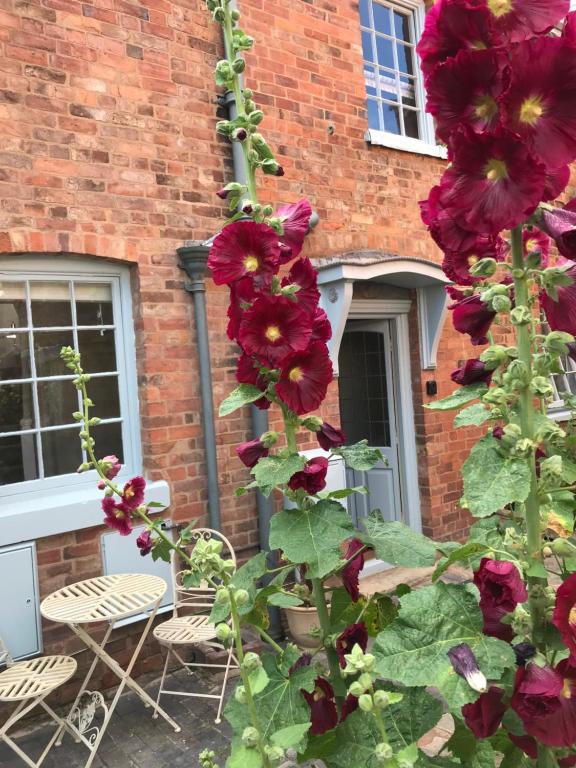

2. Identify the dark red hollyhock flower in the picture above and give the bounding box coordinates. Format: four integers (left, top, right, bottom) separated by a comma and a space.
335, 623, 368, 668
316, 421, 346, 452
237, 438, 269, 469
482, 602, 514, 642
462, 686, 506, 739
121, 476, 146, 511
275, 199, 312, 262
136, 530, 153, 556
421, 185, 481, 256
552, 573, 576, 659
102, 496, 133, 536
425, 49, 506, 145
288, 457, 329, 495
502, 37, 576, 170
442, 234, 507, 287
523, 227, 550, 267
310, 307, 332, 343
341, 693, 359, 721
486, 0, 569, 42
239, 296, 312, 366
474, 558, 528, 611
302, 678, 339, 735
276, 342, 333, 415
447, 287, 497, 347
544, 165, 571, 202
440, 127, 546, 236
227, 276, 257, 342
564, 11, 576, 44
208, 220, 280, 286
540, 205, 576, 261
342, 538, 365, 603
540, 261, 576, 336
282, 258, 320, 316
508, 732, 538, 759
451, 359, 492, 386
417, 0, 500, 80
512, 661, 576, 748
236, 352, 271, 411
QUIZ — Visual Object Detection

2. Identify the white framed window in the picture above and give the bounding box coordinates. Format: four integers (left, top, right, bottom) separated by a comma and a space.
360, 0, 447, 158
549, 355, 576, 419
0, 256, 142, 499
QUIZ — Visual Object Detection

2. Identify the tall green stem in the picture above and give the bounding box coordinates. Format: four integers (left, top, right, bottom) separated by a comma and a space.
311, 578, 346, 701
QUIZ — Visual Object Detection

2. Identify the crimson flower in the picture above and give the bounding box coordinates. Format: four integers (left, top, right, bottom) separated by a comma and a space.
227, 276, 256, 342
486, 0, 569, 42
451, 359, 492, 386
544, 165, 571, 202
121, 476, 146, 511
512, 661, 576, 748
502, 37, 576, 170
239, 296, 311, 365
237, 438, 269, 469
342, 538, 365, 603
461, 686, 506, 739
508, 732, 537, 759
282, 258, 320, 316
540, 205, 576, 260
102, 496, 133, 536
288, 457, 329, 495
316, 421, 346, 452
275, 199, 312, 261
540, 261, 576, 336
136, 530, 153, 556
276, 342, 333, 415
440, 127, 546, 235
442, 235, 507, 286
310, 307, 332, 343
302, 677, 339, 735
335, 623, 368, 669
447, 287, 497, 346
208, 220, 280, 286
523, 227, 550, 267
97, 454, 121, 489
341, 693, 359, 721
482, 603, 514, 642
421, 185, 481, 255
553, 573, 576, 659
236, 352, 270, 410
425, 49, 506, 144
474, 557, 528, 611
564, 11, 576, 44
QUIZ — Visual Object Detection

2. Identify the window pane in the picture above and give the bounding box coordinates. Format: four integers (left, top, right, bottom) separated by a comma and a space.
400, 75, 416, 107
30, 282, 72, 327
0, 434, 38, 484
38, 380, 79, 427
396, 42, 414, 75
394, 10, 411, 42
376, 36, 394, 69
90, 376, 120, 419
362, 30, 374, 62
0, 332, 31, 380
0, 383, 34, 432
78, 329, 117, 373
373, 2, 392, 35
364, 65, 377, 96
383, 103, 401, 134
379, 69, 399, 102
92, 421, 123, 463
403, 108, 420, 139
359, 0, 371, 27
34, 330, 74, 377
367, 98, 381, 130
0, 282, 27, 328
75, 283, 113, 326
42, 428, 82, 477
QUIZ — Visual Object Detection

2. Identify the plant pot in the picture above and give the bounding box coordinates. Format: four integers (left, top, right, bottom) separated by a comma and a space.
284, 604, 322, 649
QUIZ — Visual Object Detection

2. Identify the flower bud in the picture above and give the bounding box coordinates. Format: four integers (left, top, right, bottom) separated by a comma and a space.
215, 588, 230, 604
447, 643, 487, 692
232, 58, 246, 74
374, 743, 393, 763
358, 694, 373, 712
262, 204, 273, 216
234, 685, 247, 704
510, 306, 532, 326
230, 9, 240, 21
348, 681, 365, 697
216, 624, 232, 643
373, 690, 391, 709
551, 538, 576, 557
530, 376, 554, 397
244, 99, 256, 113
243, 652, 261, 672
232, 127, 247, 141
469, 257, 497, 278
241, 727, 259, 747
363, 653, 375, 672
542, 546, 553, 558
540, 455, 563, 482
235, 588, 250, 606
545, 331, 575, 356
243, 88, 253, 98
264, 746, 285, 764
249, 110, 264, 125
480, 345, 509, 370
492, 294, 512, 313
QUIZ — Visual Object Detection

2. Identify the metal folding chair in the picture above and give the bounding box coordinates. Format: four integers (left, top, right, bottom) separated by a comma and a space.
152, 528, 239, 724
0, 636, 77, 768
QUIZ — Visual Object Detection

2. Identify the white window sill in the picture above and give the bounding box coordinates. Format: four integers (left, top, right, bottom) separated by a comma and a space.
548, 408, 572, 423
365, 129, 448, 160
0, 480, 170, 546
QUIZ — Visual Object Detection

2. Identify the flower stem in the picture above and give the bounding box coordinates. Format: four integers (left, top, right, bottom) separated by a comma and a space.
311, 578, 345, 701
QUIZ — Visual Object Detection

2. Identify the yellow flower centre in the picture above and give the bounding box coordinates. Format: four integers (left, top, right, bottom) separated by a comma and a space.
313, 688, 325, 702
265, 325, 282, 342
243, 255, 259, 273
485, 159, 508, 182
519, 96, 544, 126
487, 0, 512, 18
525, 238, 537, 253
562, 678, 573, 699
289, 366, 303, 382
468, 255, 479, 266
124, 487, 135, 498
115, 509, 126, 519
569, 606, 576, 627
474, 95, 498, 122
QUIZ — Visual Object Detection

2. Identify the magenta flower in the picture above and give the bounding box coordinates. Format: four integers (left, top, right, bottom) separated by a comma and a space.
552, 573, 576, 660
523, 227, 550, 267
335, 623, 368, 669
440, 127, 546, 235
239, 296, 311, 366
282, 258, 320, 316
276, 342, 333, 415
540, 204, 576, 261
208, 220, 280, 286
316, 421, 346, 452
227, 276, 257, 342
540, 261, 576, 336
275, 199, 312, 261
421, 185, 481, 255
342, 538, 365, 603
97, 455, 122, 489
451, 359, 492, 386
236, 438, 269, 469
310, 307, 332, 343
121, 476, 146, 511
136, 530, 153, 557
102, 496, 133, 536
474, 558, 528, 611
461, 686, 506, 738
544, 165, 571, 202
447, 287, 497, 346
288, 457, 329, 495
564, 11, 576, 44
486, 0, 569, 43
302, 677, 339, 735
502, 37, 576, 170
442, 235, 507, 286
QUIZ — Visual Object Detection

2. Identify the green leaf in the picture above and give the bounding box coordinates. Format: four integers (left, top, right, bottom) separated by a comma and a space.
267, 592, 303, 608
373, 582, 516, 711
270, 723, 310, 750
444, 719, 477, 760
468, 517, 504, 548
219, 384, 265, 417
464, 741, 496, 768
362, 513, 437, 567
461, 436, 531, 518
325, 485, 368, 500
147, 501, 166, 508
454, 403, 490, 428
269, 499, 355, 578
251, 454, 306, 496
337, 440, 384, 470
433, 542, 490, 582
151, 538, 171, 563
248, 666, 269, 695
226, 744, 263, 768
526, 561, 548, 579
426, 383, 488, 411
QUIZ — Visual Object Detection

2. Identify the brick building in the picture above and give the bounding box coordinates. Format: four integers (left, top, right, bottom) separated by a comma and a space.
1, 0, 566, 680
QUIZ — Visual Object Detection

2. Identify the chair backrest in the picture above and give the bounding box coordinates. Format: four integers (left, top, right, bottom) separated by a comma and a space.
171, 527, 237, 616
0, 636, 14, 667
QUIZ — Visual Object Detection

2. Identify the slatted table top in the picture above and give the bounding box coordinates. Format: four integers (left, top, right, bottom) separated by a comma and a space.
41, 573, 167, 625
0, 655, 77, 702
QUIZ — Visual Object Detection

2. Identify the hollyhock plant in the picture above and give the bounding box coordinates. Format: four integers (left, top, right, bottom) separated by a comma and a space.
421, 184, 484, 255
102, 496, 133, 536
335, 623, 368, 668
120, 476, 146, 511
451, 359, 493, 386
238, 296, 312, 365
461, 686, 506, 738
447, 287, 497, 346
447, 644, 487, 692
288, 457, 329, 494
474, 557, 528, 611
96, 454, 121, 489
227, 275, 257, 342
208, 220, 280, 286
441, 235, 506, 285
276, 342, 333, 415
275, 199, 313, 261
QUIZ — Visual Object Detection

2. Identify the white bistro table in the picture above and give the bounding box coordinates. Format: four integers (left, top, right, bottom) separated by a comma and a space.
41, 573, 180, 768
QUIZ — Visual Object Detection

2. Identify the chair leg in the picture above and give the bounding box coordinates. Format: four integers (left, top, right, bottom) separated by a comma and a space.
215, 645, 234, 725
153, 648, 171, 720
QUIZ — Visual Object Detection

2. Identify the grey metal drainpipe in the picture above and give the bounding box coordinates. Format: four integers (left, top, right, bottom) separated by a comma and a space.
177, 242, 221, 531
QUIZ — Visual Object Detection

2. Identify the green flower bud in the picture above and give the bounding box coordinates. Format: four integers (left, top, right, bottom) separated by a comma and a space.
363, 653, 375, 672
545, 331, 575, 356
542, 546, 553, 558
540, 455, 563, 482
243, 652, 261, 672
262, 204, 274, 216
249, 110, 264, 125
232, 58, 246, 74
264, 746, 285, 764
243, 88, 253, 98
358, 694, 374, 712
234, 685, 247, 704
492, 294, 512, 313
230, 9, 240, 21
261, 431, 279, 448
235, 588, 250, 606
348, 681, 365, 697
241, 727, 259, 747
551, 538, 576, 557
510, 306, 532, 326
215, 624, 232, 643
530, 376, 554, 397
373, 690, 391, 709
215, 588, 230, 604
480, 344, 509, 369
358, 672, 373, 690
374, 743, 393, 762
469, 257, 497, 278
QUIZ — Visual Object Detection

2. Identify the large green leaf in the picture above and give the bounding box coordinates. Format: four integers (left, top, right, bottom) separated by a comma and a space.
464, 741, 496, 768
337, 440, 384, 470
426, 383, 488, 411
362, 514, 437, 568
226, 743, 263, 768
269, 499, 355, 578
454, 403, 490, 428
251, 454, 306, 496
461, 436, 531, 518
373, 582, 515, 711
432, 542, 490, 582
219, 384, 265, 416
